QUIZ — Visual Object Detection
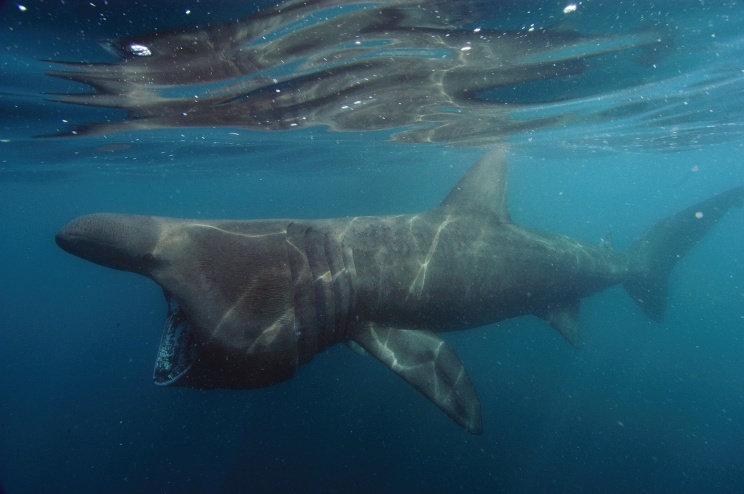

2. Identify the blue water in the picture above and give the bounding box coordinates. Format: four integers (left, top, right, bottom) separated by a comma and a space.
1, 1, 744, 493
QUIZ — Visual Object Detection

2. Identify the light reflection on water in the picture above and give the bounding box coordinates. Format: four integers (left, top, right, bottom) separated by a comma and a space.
43, 0, 744, 153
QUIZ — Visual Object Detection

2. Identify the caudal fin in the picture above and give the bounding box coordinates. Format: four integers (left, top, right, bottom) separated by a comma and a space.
624, 186, 744, 322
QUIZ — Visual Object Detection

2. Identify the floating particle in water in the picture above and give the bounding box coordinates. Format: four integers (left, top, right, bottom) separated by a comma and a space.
128, 44, 152, 57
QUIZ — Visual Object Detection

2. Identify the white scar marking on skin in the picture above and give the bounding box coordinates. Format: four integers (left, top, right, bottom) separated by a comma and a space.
188, 223, 284, 238
212, 290, 255, 340
337, 217, 360, 239
210, 298, 293, 352
313, 268, 348, 286
407, 215, 452, 298
246, 307, 295, 353
372, 328, 445, 389
316, 270, 332, 283
286, 237, 302, 255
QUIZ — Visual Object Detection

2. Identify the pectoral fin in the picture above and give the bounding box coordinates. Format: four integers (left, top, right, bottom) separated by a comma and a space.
350, 323, 482, 434
345, 340, 369, 356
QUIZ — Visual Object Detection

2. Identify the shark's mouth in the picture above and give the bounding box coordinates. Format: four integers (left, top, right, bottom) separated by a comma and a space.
153, 294, 197, 386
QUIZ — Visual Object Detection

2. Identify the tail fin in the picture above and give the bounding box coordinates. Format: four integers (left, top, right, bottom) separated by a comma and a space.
624, 186, 744, 322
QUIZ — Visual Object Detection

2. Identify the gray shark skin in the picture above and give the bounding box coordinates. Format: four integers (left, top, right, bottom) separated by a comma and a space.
55, 149, 744, 434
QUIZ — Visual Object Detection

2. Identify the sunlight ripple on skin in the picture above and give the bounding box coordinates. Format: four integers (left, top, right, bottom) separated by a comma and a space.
407, 215, 452, 298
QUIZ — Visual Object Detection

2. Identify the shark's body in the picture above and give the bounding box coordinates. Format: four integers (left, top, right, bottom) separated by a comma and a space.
56, 149, 744, 434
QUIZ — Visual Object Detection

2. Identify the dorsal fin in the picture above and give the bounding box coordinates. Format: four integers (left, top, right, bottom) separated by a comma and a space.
437, 146, 510, 222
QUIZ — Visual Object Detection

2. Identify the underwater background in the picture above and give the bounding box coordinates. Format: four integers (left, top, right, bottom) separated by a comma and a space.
1, 1, 743, 493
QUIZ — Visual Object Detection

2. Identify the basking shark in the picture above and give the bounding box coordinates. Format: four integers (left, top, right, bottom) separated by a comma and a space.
56, 149, 743, 434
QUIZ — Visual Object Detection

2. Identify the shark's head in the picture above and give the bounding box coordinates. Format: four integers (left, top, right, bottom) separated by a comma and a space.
56, 213, 301, 389
56, 213, 162, 274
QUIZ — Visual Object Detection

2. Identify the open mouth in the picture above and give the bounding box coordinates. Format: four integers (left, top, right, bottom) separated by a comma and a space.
153, 294, 198, 386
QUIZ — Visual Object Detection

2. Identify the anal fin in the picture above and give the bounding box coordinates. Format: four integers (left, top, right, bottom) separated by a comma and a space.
350, 323, 482, 434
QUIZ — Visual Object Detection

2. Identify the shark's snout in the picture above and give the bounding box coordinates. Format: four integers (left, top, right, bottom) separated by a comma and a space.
56, 213, 161, 273
56, 215, 101, 256
54, 225, 76, 253
55, 217, 91, 254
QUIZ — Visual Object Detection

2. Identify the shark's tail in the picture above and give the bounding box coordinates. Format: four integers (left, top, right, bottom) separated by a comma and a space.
624, 186, 744, 322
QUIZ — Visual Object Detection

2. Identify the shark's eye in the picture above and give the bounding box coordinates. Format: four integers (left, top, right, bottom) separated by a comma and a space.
142, 253, 154, 263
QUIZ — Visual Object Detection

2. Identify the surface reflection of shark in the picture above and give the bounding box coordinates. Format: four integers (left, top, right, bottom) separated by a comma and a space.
55, 148, 744, 433
48, 0, 665, 144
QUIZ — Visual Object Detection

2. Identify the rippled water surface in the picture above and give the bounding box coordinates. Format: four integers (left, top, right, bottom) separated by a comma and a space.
3, 0, 744, 175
